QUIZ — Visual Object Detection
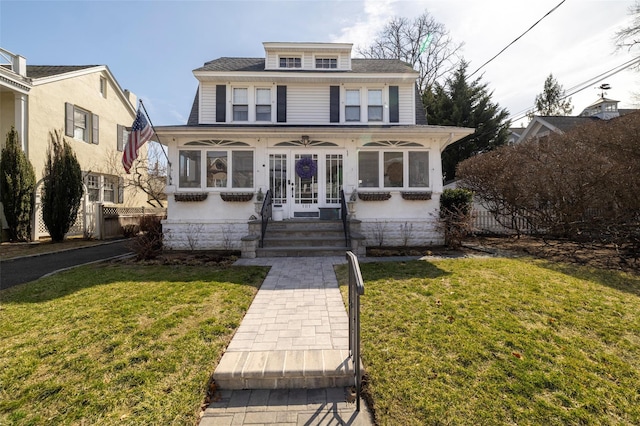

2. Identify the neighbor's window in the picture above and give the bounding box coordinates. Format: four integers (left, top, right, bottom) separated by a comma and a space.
232, 88, 248, 121
345, 89, 360, 122
207, 151, 228, 188
368, 89, 383, 122
409, 151, 429, 187
280, 57, 301, 68
255, 88, 271, 121
179, 150, 201, 188
74, 107, 90, 142
86, 174, 100, 201
103, 177, 115, 202
384, 152, 403, 187
232, 151, 254, 188
358, 151, 379, 187
316, 58, 337, 69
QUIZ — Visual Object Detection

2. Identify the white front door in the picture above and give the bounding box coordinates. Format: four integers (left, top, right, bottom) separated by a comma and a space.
269, 151, 343, 219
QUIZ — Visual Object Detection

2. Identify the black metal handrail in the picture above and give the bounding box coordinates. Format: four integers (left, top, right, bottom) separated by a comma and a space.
340, 189, 351, 248
346, 251, 365, 412
259, 189, 273, 248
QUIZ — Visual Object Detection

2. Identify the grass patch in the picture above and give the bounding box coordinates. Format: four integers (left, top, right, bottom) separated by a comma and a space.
0, 262, 269, 425
336, 257, 640, 425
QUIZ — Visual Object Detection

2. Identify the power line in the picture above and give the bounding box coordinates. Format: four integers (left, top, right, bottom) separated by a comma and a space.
507, 56, 640, 123
469, 0, 567, 78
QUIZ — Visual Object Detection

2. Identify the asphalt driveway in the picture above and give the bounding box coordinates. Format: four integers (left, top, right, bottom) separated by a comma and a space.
0, 239, 132, 290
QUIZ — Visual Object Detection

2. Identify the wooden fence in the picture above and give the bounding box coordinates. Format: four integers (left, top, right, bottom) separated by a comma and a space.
97, 205, 167, 240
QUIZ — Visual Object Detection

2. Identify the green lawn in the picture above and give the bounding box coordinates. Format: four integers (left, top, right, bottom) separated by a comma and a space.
0, 262, 269, 425
337, 257, 640, 426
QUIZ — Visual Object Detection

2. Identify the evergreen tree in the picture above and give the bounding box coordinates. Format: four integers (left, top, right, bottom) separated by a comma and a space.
529, 73, 573, 118
426, 61, 510, 181
42, 130, 83, 242
0, 127, 36, 242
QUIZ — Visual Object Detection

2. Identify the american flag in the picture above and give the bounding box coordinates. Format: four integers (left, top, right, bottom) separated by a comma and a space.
122, 106, 154, 173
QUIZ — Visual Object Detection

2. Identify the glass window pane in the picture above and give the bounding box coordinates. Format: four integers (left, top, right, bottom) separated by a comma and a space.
179, 150, 201, 188
207, 151, 227, 187
256, 88, 271, 104
233, 105, 248, 121
256, 105, 271, 121
409, 151, 429, 187
368, 106, 383, 121
232, 151, 253, 188
346, 90, 360, 105
346, 106, 360, 122
384, 152, 403, 187
233, 88, 248, 104
358, 151, 379, 187
368, 89, 382, 105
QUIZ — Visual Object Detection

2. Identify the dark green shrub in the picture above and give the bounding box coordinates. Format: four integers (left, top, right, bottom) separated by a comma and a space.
0, 127, 36, 242
41, 130, 83, 242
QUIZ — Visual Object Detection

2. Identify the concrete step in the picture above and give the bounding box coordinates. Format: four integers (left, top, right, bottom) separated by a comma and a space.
214, 349, 357, 390
256, 246, 349, 257
262, 235, 347, 248
267, 220, 344, 232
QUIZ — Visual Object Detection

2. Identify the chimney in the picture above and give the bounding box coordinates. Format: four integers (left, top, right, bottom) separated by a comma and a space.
124, 90, 137, 108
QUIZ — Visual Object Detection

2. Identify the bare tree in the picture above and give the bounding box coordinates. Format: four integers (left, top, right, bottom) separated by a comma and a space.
357, 11, 463, 95
615, 1, 640, 51
105, 142, 167, 208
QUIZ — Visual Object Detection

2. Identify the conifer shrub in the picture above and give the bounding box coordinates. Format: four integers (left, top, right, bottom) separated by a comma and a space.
0, 127, 36, 242
41, 130, 83, 242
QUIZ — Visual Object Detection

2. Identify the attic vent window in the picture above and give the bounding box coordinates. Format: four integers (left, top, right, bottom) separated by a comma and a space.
316, 58, 337, 69
279, 57, 301, 68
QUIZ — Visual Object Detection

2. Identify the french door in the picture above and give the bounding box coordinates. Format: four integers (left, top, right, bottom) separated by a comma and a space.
269, 151, 343, 218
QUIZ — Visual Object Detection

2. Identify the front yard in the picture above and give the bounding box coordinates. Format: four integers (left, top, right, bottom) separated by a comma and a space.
0, 262, 269, 425
337, 257, 640, 425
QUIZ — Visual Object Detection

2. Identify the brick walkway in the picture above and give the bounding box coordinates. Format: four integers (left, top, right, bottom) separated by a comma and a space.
200, 257, 373, 426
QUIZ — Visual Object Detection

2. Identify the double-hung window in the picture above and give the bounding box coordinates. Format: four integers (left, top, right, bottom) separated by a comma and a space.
179, 150, 202, 188
65, 102, 98, 144
316, 57, 337, 69
368, 89, 383, 122
280, 57, 301, 68
345, 89, 360, 122
358, 151, 430, 189
85, 173, 122, 203
255, 88, 271, 121
232, 88, 248, 121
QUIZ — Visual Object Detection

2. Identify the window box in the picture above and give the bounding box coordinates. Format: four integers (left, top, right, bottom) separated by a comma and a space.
358, 191, 391, 201
401, 191, 432, 200
220, 192, 254, 202
174, 192, 208, 202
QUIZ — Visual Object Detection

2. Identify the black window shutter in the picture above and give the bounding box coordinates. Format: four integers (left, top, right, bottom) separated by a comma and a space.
216, 85, 226, 122
117, 124, 124, 151
92, 114, 99, 144
330, 86, 340, 123
389, 86, 399, 123
65, 103, 74, 137
277, 85, 287, 122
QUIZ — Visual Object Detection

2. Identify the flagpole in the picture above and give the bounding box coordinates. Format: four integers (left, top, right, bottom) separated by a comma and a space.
139, 99, 172, 185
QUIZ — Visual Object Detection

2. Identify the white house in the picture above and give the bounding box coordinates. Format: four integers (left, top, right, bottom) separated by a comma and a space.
156, 42, 473, 256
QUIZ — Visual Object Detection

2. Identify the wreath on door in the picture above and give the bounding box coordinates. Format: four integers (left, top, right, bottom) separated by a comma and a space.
295, 157, 317, 179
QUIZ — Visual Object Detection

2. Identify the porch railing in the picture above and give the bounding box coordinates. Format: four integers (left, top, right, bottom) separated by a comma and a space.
340, 189, 351, 248
259, 189, 273, 248
346, 250, 365, 412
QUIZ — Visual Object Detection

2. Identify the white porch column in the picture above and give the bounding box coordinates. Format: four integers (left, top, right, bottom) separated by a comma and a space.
14, 93, 28, 153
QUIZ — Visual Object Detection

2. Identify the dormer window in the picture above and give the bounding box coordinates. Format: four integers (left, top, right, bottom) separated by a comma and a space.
316, 58, 337, 69
280, 57, 301, 68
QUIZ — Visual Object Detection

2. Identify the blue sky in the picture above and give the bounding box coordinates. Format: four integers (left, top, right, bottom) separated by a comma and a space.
1, 0, 638, 127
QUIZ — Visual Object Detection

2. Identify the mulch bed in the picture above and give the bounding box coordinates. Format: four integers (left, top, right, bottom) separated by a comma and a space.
122, 250, 241, 266
468, 235, 639, 275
